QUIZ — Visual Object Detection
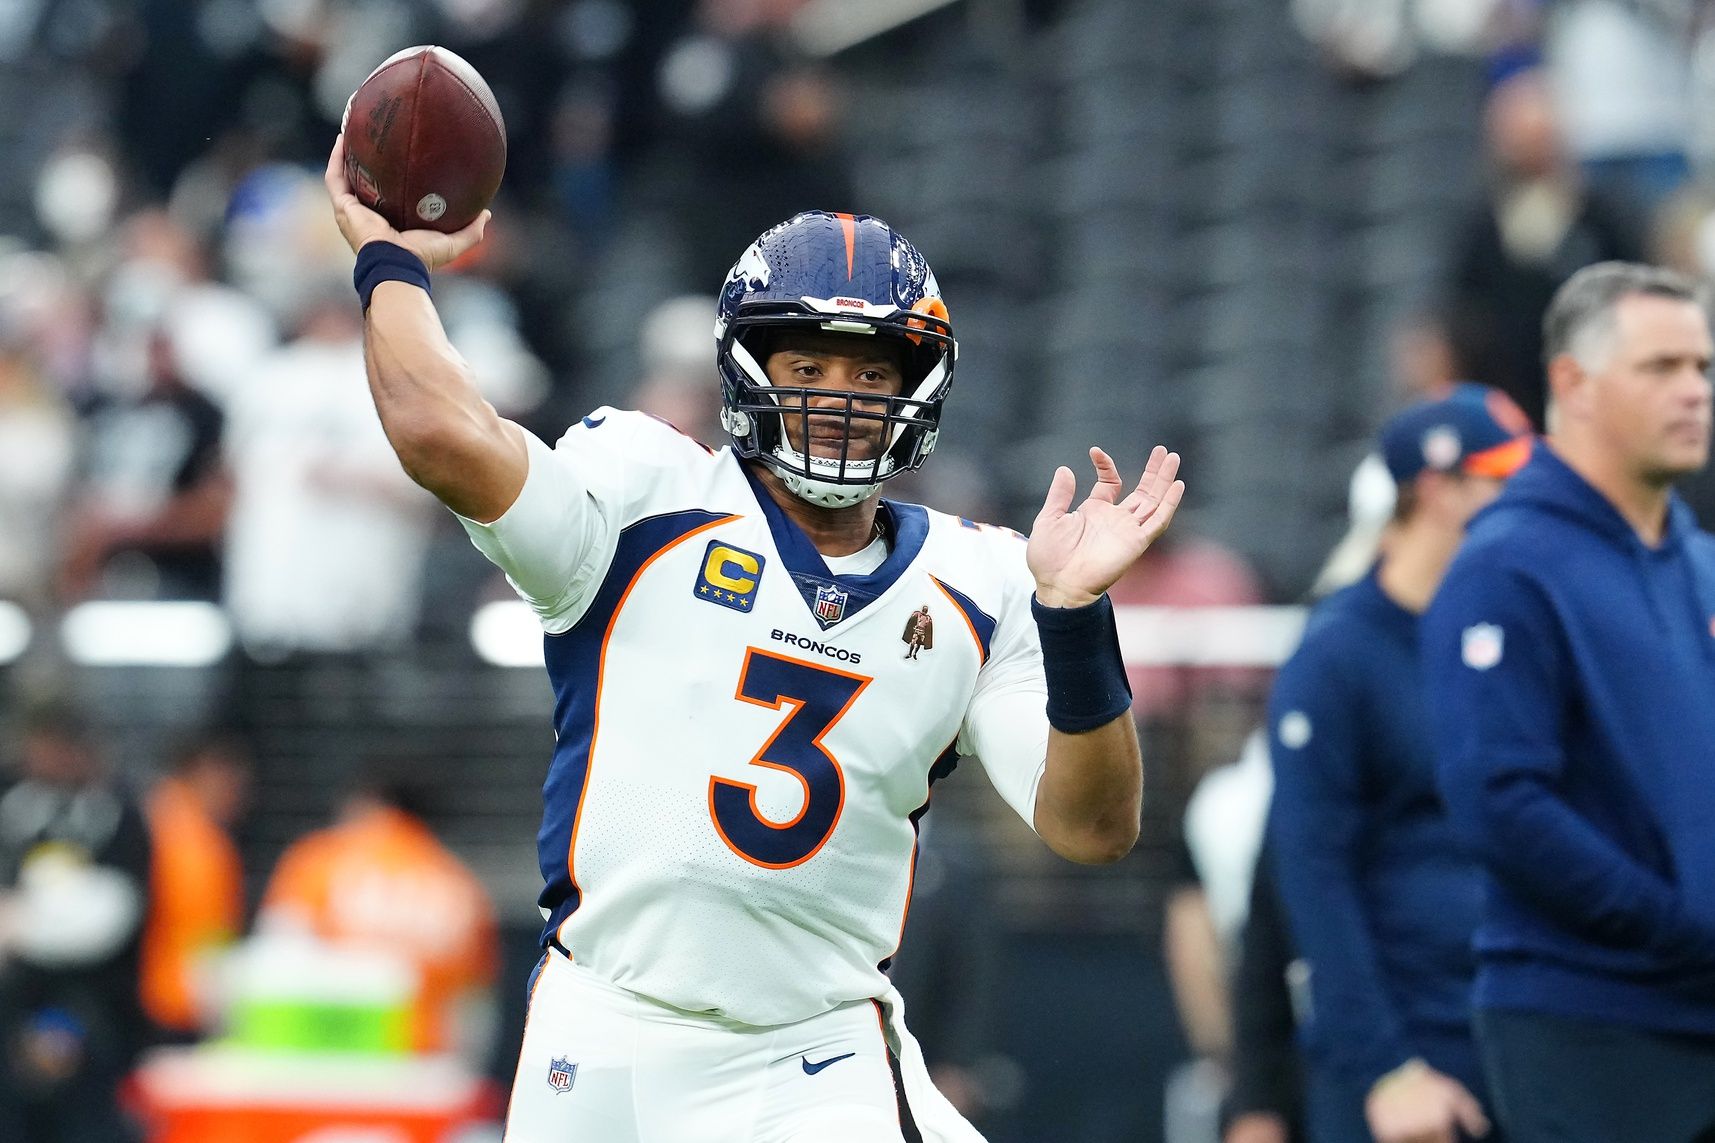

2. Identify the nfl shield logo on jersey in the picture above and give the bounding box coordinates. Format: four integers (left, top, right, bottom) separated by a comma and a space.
1462, 623, 1504, 671
547, 1056, 577, 1094
814, 583, 849, 626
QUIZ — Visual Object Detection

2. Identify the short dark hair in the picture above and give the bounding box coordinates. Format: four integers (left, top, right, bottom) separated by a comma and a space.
1541, 262, 1705, 368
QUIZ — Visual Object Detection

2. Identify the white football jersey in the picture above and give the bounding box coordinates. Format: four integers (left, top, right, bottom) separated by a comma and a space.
461, 409, 1050, 1027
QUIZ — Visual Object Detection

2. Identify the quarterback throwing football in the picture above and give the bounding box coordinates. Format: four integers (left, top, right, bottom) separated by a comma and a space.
326, 135, 1182, 1143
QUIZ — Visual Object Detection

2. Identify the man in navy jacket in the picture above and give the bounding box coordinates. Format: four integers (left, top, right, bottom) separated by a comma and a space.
1269, 384, 1531, 1143
1425, 261, 1715, 1143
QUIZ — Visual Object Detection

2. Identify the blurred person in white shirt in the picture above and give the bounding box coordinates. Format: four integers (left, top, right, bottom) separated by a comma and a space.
222, 285, 436, 657
0, 312, 75, 611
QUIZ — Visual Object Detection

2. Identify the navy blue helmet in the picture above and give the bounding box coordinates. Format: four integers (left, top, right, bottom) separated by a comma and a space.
715, 210, 956, 508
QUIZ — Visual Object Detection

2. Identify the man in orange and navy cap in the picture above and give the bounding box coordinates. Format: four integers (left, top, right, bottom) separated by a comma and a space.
1263, 383, 1532, 1143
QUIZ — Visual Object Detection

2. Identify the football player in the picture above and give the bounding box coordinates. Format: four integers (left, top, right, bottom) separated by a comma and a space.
325, 135, 1182, 1143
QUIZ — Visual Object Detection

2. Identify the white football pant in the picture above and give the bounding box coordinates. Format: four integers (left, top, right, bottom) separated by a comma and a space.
503, 949, 987, 1143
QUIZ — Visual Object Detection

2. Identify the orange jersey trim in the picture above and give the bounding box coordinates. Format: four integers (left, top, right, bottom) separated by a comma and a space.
566, 515, 740, 913
930, 575, 989, 666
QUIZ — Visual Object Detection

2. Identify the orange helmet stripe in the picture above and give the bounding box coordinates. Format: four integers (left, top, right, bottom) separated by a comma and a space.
836, 212, 857, 280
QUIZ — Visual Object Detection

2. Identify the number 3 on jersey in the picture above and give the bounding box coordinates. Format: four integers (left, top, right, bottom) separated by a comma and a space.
710, 649, 871, 869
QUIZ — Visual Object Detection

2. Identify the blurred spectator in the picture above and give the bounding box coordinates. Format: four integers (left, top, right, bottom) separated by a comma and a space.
1540, 0, 1695, 213
222, 290, 436, 656
256, 762, 498, 1061
647, 0, 851, 287
1184, 726, 1274, 954
1163, 836, 1234, 1143
1447, 63, 1646, 428
1292, 0, 1420, 79
631, 292, 724, 442
59, 325, 230, 602
1426, 263, 1715, 1143
1308, 454, 1400, 601
1268, 387, 1530, 1143
1389, 302, 1509, 404
1221, 844, 1306, 1143
0, 700, 151, 1143
139, 734, 249, 1042
0, 297, 76, 609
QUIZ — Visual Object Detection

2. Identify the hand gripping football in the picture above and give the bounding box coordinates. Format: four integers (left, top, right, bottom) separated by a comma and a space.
342, 45, 507, 234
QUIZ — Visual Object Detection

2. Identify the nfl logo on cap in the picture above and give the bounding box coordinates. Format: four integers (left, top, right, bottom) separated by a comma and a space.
547, 1056, 576, 1094
1462, 623, 1504, 671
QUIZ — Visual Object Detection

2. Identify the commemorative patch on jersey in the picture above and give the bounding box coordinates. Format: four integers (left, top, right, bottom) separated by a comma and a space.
902, 604, 934, 659
695, 541, 765, 612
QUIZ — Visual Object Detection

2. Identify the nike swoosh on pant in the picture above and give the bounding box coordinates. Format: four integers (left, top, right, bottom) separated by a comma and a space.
801, 1052, 856, 1075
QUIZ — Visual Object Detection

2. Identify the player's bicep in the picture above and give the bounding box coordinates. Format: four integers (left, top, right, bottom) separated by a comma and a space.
457, 429, 609, 630
963, 672, 1050, 830
423, 413, 531, 525
960, 556, 1050, 827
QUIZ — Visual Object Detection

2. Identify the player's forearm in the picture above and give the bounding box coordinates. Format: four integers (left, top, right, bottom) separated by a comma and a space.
363, 280, 526, 520
1033, 716, 1141, 864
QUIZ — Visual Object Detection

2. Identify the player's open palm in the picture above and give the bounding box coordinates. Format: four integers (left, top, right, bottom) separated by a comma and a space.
324, 134, 488, 270
1028, 445, 1184, 607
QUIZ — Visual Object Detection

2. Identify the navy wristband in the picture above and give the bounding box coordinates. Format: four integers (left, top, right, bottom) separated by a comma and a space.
1033, 593, 1133, 733
353, 240, 430, 312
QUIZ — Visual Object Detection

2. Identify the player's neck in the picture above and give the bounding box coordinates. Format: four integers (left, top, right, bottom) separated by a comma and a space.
750, 464, 884, 557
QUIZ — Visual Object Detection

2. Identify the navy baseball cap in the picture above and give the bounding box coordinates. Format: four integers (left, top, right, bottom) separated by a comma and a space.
1379, 383, 1534, 485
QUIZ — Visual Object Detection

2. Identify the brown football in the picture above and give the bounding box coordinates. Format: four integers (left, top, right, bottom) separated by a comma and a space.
341, 45, 506, 234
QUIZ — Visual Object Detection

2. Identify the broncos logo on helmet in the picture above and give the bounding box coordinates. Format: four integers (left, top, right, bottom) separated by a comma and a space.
714, 210, 957, 509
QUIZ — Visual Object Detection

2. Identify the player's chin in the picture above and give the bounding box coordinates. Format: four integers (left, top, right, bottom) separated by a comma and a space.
804, 439, 883, 463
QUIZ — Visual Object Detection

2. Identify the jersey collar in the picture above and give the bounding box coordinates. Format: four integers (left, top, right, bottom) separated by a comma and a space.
739, 459, 928, 625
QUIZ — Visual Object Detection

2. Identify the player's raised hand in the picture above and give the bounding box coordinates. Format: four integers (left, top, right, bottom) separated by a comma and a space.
1027, 445, 1184, 608
324, 134, 489, 271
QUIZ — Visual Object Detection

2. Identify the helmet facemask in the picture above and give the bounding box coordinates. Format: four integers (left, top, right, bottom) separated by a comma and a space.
718, 307, 954, 509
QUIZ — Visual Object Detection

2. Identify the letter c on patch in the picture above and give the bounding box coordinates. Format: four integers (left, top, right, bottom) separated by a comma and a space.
705, 546, 759, 593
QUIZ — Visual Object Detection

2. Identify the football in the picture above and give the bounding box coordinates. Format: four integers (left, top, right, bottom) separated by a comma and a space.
341, 45, 506, 234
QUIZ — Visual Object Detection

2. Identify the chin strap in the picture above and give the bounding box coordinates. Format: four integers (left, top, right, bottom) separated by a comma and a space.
779, 467, 880, 508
